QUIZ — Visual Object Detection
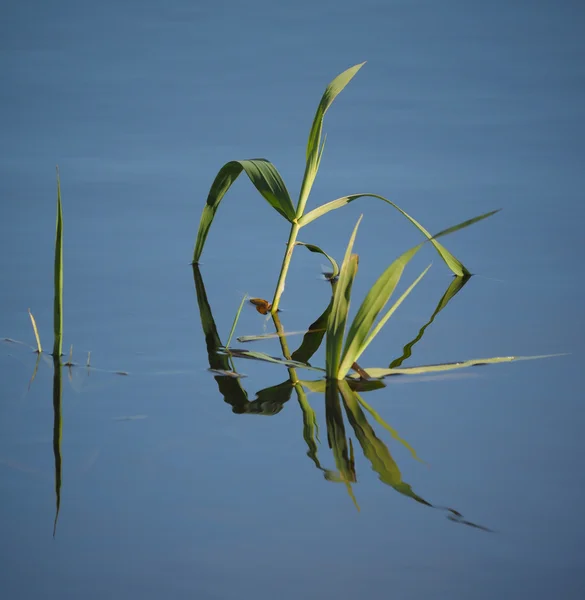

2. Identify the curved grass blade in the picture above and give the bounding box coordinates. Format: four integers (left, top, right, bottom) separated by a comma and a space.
350, 354, 565, 380
390, 275, 470, 368
297, 63, 365, 215
295, 241, 340, 280
326, 216, 362, 379
53, 168, 63, 357
300, 192, 498, 276
192, 159, 296, 263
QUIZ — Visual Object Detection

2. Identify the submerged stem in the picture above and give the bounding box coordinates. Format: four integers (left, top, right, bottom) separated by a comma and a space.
270, 222, 300, 314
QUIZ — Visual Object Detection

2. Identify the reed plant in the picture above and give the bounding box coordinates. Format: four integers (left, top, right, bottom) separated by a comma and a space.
192, 62, 489, 314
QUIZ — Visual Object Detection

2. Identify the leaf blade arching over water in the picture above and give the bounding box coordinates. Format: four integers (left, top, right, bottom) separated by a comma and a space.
192, 159, 296, 263
300, 194, 498, 277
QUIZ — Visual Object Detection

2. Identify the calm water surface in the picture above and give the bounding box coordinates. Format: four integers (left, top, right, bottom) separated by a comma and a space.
1, 1, 584, 598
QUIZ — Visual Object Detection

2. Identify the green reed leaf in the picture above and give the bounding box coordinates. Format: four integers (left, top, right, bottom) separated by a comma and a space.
295, 241, 340, 280
326, 216, 362, 378
349, 354, 566, 380
337, 240, 429, 379
192, 159, 296, 263
300, 192, 498, 277
297, 63, 365, 216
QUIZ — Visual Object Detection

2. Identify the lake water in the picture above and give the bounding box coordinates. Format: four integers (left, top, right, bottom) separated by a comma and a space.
1, 1, 584, 598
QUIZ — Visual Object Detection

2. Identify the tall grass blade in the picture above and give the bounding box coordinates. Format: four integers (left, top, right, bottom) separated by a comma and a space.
53, 168, 63, 357
295, 241, 340, 280
297, 63, 365, 215
52, 355, 62, 537
28, 309, 42, 353
325, 216, 362, 378
192, 159, 296, 263
300, 192, 498, 276
390, 275, 470, 368
225, 294, 248, 350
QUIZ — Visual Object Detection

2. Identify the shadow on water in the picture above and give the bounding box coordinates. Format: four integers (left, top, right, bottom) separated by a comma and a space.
52, 356, 62, 537
192, 265, 491, 531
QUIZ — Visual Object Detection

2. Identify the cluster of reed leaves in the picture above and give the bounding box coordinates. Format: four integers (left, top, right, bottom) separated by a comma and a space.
192, 265, 497, 527
192, 62, 491, 314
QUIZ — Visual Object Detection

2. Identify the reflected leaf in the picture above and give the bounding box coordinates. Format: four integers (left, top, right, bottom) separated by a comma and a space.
338, 380, 432, 507
52, 356, 62, 537
246, 379, 294, 415
354, 393, 425, 464
390, 275, 470, 368
294, 383, 323, 469
325, 382, 360, 510
192, 265, 250, 412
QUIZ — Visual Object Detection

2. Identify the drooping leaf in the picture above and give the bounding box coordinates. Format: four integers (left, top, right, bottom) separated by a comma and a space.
192, 159, 296, 263
300, 192, 499, 277
326, 216, 362, 378
295, 241, 340, 280
297, 63, 365, 215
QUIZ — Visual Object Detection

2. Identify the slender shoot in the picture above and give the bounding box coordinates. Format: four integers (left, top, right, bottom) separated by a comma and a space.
53, 167, 63, 358
225, 294, 248, 350
28, 309, 42, 353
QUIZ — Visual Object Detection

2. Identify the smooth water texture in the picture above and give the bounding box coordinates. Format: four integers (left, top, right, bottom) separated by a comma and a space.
1, 1, 584, 598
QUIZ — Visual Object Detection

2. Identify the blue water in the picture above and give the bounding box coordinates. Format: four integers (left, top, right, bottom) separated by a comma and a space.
1, 1, 584, 598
